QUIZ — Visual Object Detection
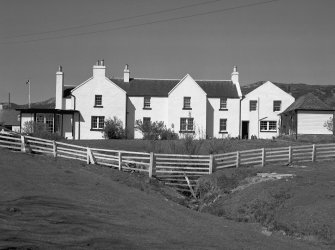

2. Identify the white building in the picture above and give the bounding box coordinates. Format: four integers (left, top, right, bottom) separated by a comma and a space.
19, 61, 243, 140
241, 81, 295, 139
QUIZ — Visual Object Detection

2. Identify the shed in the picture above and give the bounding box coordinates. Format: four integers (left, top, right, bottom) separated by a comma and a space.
280, 93, 334, 136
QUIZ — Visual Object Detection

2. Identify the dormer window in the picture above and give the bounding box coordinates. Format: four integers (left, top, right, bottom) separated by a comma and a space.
143, 97, 151, 109
183, 97, 191, 110
220, 98, 227, 110
94, 95, 102, 107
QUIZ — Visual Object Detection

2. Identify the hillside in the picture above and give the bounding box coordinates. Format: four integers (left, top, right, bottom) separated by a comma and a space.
0, 149, 317, 249
242, 82, 335, 107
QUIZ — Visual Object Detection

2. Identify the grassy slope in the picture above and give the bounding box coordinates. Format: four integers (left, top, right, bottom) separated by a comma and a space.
0, 149, 317, 249
69, 138, 305, 155
197, 162, 335, 246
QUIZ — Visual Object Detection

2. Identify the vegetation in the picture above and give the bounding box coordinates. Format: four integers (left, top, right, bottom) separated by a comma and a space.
324, 117, 333, 132
22, 121, 63, 140
135, 119, 178, 140
196, 163, 335, 244
102, 116, 126, 139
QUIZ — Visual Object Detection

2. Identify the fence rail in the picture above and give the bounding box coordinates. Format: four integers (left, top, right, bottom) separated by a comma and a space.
1, 128, 335, 195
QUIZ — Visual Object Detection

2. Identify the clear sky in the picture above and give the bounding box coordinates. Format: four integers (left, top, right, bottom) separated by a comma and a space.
0, 0, 335, 104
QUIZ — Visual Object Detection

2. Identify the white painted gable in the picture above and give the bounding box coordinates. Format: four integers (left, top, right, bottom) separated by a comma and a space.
241, 81, 295, 139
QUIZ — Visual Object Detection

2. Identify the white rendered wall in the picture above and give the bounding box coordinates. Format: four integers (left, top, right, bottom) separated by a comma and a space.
241, 81, 295, 139
297, 111, 333, 134
21, 113, 34, 132
72, 77, 126, 140
127, 96, 168, 139
64, 98, 74, 110
168, 75, 207, 139
207, 98, 240, 138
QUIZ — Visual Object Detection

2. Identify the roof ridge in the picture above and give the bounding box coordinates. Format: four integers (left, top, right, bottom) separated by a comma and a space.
111, 77, 180, 81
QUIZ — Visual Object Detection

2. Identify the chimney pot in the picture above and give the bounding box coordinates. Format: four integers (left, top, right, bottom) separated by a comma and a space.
124, 64, 130, 83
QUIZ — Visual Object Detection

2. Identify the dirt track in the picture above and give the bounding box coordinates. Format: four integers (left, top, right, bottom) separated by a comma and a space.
0, 149, 320, 249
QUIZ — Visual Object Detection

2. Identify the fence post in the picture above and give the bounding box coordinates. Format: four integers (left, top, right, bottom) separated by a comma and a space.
20, 135, 26, 152
236, 151, 240, 168
288, 146, 292, 164
149, 152, 156, 178
261, 148, 265, 167
86, 147, 95, 164
209, 154, 216, 174
118, 151, 122, 171
312, 144, 316, 162
53, 141, 57, 158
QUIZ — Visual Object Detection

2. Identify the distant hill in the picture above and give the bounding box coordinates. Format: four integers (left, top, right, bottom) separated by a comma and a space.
2, 98, 56, 109
241, 81, 335, 107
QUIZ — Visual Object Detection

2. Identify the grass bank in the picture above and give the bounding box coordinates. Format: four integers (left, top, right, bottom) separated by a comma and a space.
195, 162, 335, 246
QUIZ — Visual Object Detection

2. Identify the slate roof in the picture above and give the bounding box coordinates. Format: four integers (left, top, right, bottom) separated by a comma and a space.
63, 86, 75, 98
0, 109, 20, 126
109, 78, 239, 98
282, 93, 334, 114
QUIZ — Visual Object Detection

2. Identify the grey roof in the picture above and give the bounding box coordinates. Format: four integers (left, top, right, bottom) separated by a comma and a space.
109, 78, 239, 98
282, 93, 334, 113
0, 109, 20, 126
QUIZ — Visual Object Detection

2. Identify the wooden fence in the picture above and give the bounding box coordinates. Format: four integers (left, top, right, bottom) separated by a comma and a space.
1, 129, 335, 195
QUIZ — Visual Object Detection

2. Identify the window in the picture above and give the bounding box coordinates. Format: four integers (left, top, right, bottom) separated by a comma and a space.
220, 98, 227, 110
273, 100, 281, 112
143, 117, 151, 126
183, 97, 191, 109
45, 115, 54, 133
91, 116, 105, 130
35, 114, 54, 133
94, 95, 102, 107
260, 121, 277, 132
250, 100, 257, 111
143, 97, 151, 109
180, 118, 194, 132
219, 119, 227, 132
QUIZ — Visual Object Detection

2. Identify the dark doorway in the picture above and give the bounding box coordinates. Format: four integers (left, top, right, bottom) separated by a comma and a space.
242, 121, 249, 139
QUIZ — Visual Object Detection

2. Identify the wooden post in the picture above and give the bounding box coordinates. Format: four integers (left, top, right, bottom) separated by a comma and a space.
288, 146, 292, 164
118, 151, 122, 171
184, 174, 196, 199
20, 135, 26, 152
312, 144, 316, 162
261, 148, 265, 167
149, 152, 156, 178
86, 147, 95, 164
53, 141, 57, 158
209, 154, 216, 174
236, 151, 240, 168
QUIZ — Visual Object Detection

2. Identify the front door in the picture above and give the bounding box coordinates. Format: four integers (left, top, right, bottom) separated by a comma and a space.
242, 121, 249, 139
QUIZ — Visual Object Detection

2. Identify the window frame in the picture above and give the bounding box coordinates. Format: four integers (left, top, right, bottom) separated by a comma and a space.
273, 100, 281, 112
249, 100, 257, 111
219, 118, 227, 133
260, 120, 277, 132
94, 95, 103, 108
183, 97, 192, 110
143, 96, 151, 110
180, 117, 194, 133
219, 98, 228, 110
91, 116, 105, 130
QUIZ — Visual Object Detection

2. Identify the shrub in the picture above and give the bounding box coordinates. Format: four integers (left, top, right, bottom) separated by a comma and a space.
324, 117, 333, 132
135, 119, 178, 140
102, 116, 126, 139
22, 121, 63, 140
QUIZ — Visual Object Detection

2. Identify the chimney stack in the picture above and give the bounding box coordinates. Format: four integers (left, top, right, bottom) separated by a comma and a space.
231, 66, 242, 98
124, 64, 130, 83
93, 60, 106, 78
55, 65, 64, 109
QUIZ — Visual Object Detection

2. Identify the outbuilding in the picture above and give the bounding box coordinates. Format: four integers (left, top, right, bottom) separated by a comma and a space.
280, 93, 334, 137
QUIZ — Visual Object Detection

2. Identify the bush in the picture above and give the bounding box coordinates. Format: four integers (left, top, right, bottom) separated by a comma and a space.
102, 117, 126, 139
22, 121, 63, 140
135, 120, 178, 140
